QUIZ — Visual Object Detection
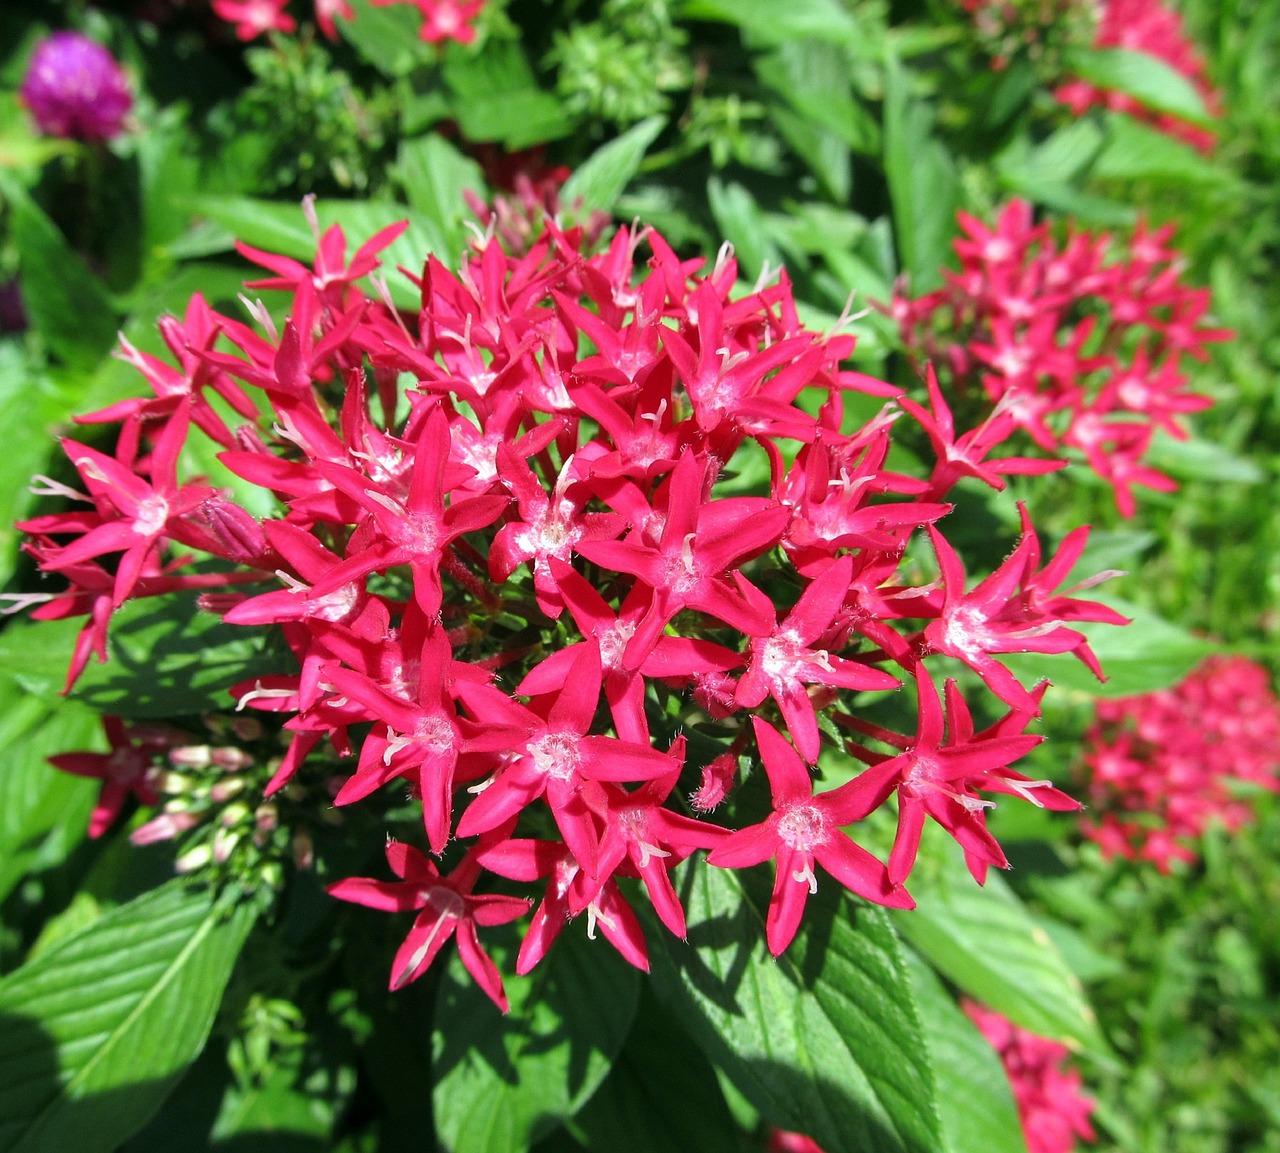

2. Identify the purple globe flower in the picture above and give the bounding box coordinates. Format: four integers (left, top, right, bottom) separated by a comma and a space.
19, 32, 133, 143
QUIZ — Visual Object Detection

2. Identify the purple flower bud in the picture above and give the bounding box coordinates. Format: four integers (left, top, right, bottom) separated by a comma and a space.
19, 32, 133, 143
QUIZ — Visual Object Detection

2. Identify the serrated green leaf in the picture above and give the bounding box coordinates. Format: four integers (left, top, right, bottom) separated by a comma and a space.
0, 882, 256, 1153
0, 595, 293, 718
393, 134, 487, 265
648, 861, 943, 1153
892, 837, 1104, 1054
901, 949, 1027, 1153
432, 924, 640, 1153
1065, 48, 1213, 127
560, 117, 665, 217
1002, 596, 1216, 698
882, 54, 958, 293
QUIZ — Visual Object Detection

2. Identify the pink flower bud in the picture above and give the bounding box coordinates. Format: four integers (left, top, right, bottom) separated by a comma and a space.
20, 32, 132, 143
131, 810, 199, 845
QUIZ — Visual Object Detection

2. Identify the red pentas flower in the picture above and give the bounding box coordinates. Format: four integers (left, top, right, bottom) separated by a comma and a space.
48, 717, 184, 838
15, 199, 1119, 997
964, 1001, 1097, 1153
329, 841, 530, 1010
894, 200, 1229, 516
1078, 655, 1280, 871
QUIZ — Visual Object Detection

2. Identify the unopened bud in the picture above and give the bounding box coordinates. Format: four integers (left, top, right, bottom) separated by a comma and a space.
291, 829, 314, 871
220, 801, 252, 828
211, 747, 255, 771
231, 717, 264, 742
210, 777, 247, 804
169, 745, 213, 769
254, 803, 278, 834
131, 810, 199, 845
175, 842, 213, 874
212, 827, 242, 865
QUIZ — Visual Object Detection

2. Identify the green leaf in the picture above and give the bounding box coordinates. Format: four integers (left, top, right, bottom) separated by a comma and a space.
431, 924, 640, 1153
901, 949, 1027, 1153
1142, 430, 1265, 484
393, 134, 487, 265
0, 344, 70, 584
0, 173, 119, 368
648, 861, 943, 1153
1065, 48, 1214, 127
707, 177, 783, 283
337, 0, 434, 77
680, 0, 861, 46
1091, 114, 1227, 184
561, 117, 666, 217
189, 197, 441, 310
0, 882, 256, 1153
882, 55, 959, 293
1002, 596, 1216, 698
0, 595, 294, 718
443, 41, 574, 149
892, 836, 1104, 1053
0, 685, 100, 905
565, 986, 739, 1153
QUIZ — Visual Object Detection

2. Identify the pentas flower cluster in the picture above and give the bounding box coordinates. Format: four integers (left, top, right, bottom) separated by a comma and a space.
15, 204, 1119, 1010
1054, 0, 1220, 152
893, 199, 1229, 517
964, 1001, 1097, 1153
1079, 655, 1280, 872
211, 0, 483, 43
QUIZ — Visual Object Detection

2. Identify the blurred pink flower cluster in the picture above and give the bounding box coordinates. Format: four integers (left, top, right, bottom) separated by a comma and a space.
964, 1001, 1096, 1153
1055, 0, 1220, 152
212, 0, 483, 43
1080, 654, 1280, 871
893, 199, 1229, 516
17, 199, 1119, 1009
19, 31, 133, 143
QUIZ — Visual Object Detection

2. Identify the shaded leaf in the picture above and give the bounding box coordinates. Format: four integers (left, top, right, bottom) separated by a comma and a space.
0, 173, 118, 368
0, 882, 256, 1153
432, 924, 640, 1153
0, 684, 100, 905
565, 986, 739, 1153
0, 595, 293, 718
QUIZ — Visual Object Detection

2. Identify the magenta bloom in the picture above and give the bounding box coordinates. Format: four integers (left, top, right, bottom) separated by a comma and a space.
20, 32, 132, 143
964, 1001, 1096, 1153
